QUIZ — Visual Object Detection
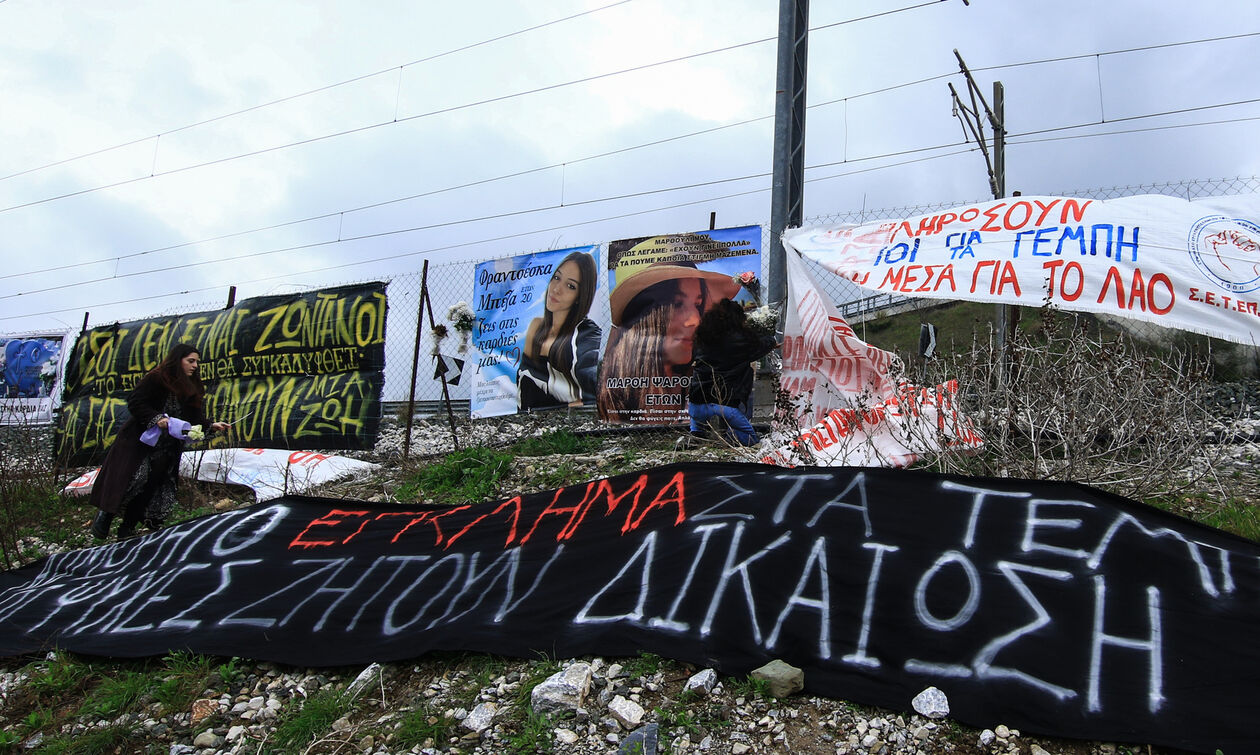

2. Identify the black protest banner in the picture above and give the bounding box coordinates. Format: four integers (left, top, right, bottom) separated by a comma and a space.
54, 283, 387, 465
1, 462, 1256, 753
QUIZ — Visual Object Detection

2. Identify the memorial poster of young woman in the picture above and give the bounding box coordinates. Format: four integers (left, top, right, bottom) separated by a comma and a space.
471, 245, 602, 418
598, 225, 762, 425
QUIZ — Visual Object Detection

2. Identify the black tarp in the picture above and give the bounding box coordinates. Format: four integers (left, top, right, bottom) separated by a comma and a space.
2, 462, 1256, 753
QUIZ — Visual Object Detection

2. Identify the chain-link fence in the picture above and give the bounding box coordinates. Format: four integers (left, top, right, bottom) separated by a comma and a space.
51, 176, 1260, 454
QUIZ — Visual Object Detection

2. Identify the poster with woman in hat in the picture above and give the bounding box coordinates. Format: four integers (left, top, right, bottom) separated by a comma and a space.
598, 226, 762, 424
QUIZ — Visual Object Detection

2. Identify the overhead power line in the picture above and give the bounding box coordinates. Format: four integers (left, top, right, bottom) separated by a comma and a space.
0, 137, 983, 302
0, 0, 639, 183
0, 145, 987, 323
6, 23, 1255, 286
0, 0, 959, 217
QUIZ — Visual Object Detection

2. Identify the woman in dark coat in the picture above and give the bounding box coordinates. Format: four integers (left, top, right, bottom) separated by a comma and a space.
687, 298, 779, 446
89, 343, 228, 539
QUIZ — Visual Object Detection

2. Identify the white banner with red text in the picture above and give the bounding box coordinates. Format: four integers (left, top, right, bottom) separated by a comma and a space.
783, 193, 1260, 346
64, 448, 379, 501
762, 251, 982, 467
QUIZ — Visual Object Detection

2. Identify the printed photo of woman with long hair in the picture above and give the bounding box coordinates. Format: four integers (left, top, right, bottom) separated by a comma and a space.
598, 235, 740, 424
517, 250, 602, 410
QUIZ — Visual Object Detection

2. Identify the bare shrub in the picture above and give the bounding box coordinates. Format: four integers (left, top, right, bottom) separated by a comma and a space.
910, 307, 1223, 501
0, 416, 65, 569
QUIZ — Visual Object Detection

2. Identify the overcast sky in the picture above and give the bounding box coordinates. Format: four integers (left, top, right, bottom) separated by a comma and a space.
1, 0, 1258, 334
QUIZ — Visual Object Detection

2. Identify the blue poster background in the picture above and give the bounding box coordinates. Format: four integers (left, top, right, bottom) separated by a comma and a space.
0, 333, 68, 425
471, 246, 600, 418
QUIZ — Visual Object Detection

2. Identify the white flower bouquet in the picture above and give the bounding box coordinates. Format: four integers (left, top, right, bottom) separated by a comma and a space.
746, 305, 779, 337
446, 301, 476, 353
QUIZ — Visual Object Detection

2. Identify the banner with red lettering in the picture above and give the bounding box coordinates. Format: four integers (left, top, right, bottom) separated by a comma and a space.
62, 448, 380, 502
783, 193, 1260, 346
765, 251, 981, 467
3, 462, 1260, 753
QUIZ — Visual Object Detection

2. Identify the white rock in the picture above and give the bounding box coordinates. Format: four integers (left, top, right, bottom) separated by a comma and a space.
531, 662, 593, 716
191, 730, 222, 748
979, 729, 996, 746
684, 668, 718, 696
554, 728, 579, 744
462, 702, 499, 732
911, 686, 950, 720
608, 695, 646, 727
347, 662, 383, 700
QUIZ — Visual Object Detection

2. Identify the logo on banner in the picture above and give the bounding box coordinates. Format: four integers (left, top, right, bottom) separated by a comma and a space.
1188, 215, 1260, 293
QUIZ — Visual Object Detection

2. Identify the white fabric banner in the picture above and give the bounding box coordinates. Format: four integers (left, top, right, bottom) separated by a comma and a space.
762, 251, 982, 468
64, 448, 379, 502
783, 193, 1260, 346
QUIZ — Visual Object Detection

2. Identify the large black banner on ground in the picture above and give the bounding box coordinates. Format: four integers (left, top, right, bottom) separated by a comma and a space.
55, 283, 387, 465
2, 463, 1256, 753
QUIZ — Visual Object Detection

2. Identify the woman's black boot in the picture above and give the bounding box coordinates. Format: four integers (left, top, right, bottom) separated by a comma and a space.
90, 510, 113, 539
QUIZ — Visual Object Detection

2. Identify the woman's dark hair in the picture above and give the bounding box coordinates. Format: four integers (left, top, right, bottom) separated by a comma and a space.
531, 251, 597, 369
151, 343, 205, 410
694, 298, 748, 349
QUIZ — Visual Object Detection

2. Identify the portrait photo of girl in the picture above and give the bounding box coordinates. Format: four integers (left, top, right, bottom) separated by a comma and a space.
517, 250, 602, 410
598, 234, 742, 424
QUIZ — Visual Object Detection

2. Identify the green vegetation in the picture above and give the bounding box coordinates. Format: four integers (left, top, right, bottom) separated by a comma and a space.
0, 443, 75, 567
512, 428, 597, 456
77, 669, 157, 719
32, 724, 138, 754
729, 675, 771, 699
26, 653, 94, 701
396, 447, 514, 504
503, 708, 558, 754
392, 705, 456, 751
153, 652, 218, 713
266, 688, 352, 754
621, 651, 665, 681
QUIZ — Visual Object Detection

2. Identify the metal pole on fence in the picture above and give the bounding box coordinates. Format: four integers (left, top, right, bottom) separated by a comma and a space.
421, 265, 462, 452
768, 0, 810, 311
403, 261, 429, 460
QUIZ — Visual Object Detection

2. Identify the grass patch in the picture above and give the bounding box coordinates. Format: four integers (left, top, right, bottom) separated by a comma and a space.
728, 675, 771, 699
78, 669, 158, 719
1201, 498, 1260, 541
153, 652, 217, 713
267, 687, 352, 753
396, 447, 514, 504
393, 705, 456, 751
26, 653, 94, 702
512, 429, 596, 456
503, 708, 558, 754
34, 724, 138, 754
528, 460, 588, 491
620, 652, 665, 681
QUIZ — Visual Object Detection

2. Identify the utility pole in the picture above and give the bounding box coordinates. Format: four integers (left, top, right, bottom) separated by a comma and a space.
768, 0, 809, 312
948, 50, 1012, 355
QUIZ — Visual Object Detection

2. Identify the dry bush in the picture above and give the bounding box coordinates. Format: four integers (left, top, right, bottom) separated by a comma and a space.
0, 419, 64, 569
910, 307, 1223, 501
